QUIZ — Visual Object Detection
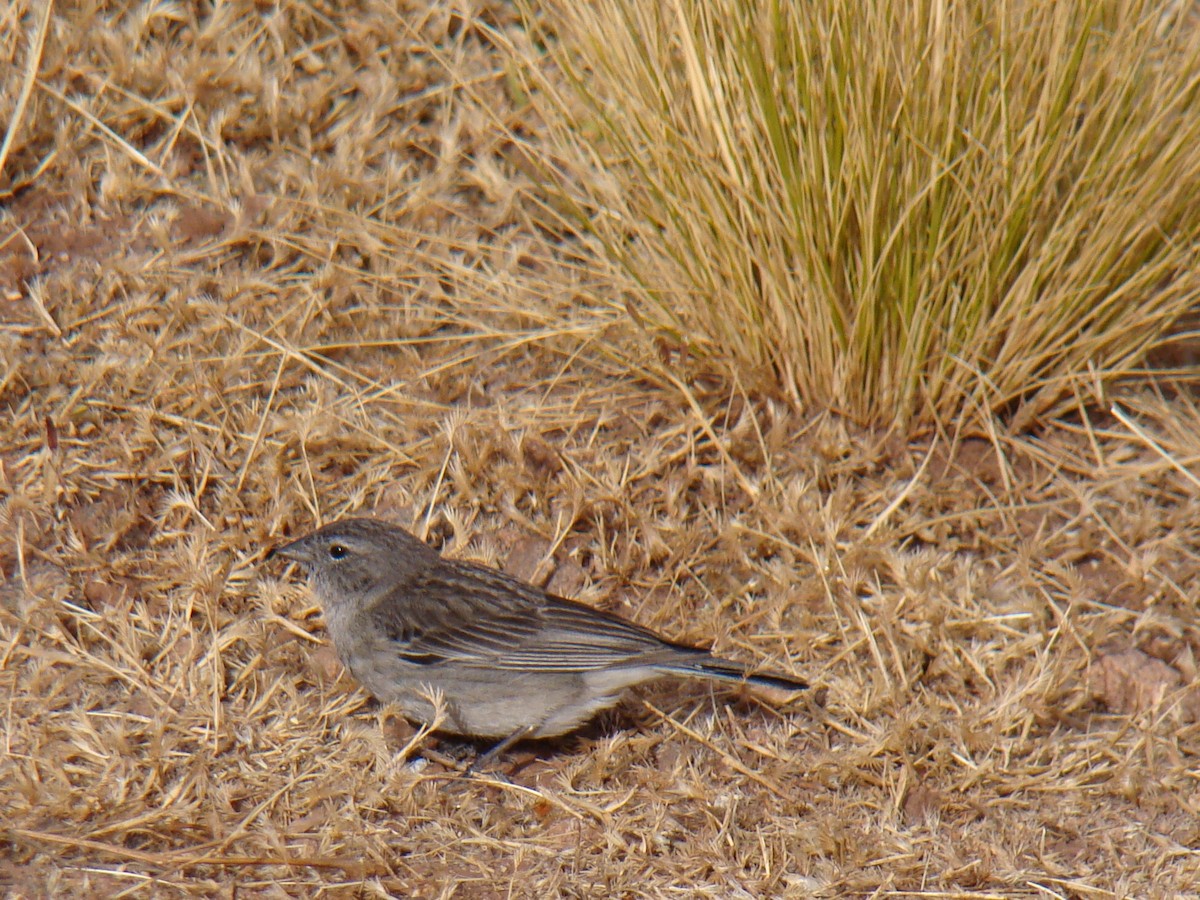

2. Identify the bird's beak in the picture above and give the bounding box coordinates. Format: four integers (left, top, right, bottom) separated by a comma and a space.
268, 537, 308, 564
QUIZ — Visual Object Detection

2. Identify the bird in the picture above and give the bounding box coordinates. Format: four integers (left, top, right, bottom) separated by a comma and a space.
273, 517, 806, 763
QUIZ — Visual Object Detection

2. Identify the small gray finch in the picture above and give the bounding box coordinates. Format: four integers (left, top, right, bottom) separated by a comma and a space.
274, 518, 806, 759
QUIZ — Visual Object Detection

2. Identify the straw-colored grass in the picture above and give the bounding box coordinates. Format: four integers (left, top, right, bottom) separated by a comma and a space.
521, 0, 1200, 429
2, 0, 1200, 896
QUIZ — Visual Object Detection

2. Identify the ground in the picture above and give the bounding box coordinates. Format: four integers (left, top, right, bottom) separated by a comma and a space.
2, 1, 1200, 897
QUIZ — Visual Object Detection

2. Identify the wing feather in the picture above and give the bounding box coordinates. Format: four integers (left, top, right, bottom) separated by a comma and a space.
365, 557, 704, 672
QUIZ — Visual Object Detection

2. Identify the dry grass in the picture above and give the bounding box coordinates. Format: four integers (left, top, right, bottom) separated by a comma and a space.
2, 1, 1200, 897
520, 0, 1200, 429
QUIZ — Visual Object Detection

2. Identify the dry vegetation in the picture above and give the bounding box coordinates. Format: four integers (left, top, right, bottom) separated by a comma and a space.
525, 0, 1200, 428
2, 1, 1200, 897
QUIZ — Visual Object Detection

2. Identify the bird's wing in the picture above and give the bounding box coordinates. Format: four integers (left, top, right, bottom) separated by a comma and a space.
364, 560, 702, 672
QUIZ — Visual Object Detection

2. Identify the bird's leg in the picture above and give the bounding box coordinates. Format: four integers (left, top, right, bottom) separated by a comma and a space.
465, 724, 537, 776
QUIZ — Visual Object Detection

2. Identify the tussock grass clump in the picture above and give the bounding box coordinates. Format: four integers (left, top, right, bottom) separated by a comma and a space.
527, 0, 1200, 428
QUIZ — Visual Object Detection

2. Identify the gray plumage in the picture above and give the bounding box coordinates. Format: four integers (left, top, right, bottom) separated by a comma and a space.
274, 517, 806, 742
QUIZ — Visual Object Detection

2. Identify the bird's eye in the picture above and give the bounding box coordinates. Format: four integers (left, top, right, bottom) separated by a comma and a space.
328, 544, 348, 560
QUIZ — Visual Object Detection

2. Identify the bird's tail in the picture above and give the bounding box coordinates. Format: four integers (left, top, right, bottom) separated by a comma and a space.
660, 654, 808, 692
